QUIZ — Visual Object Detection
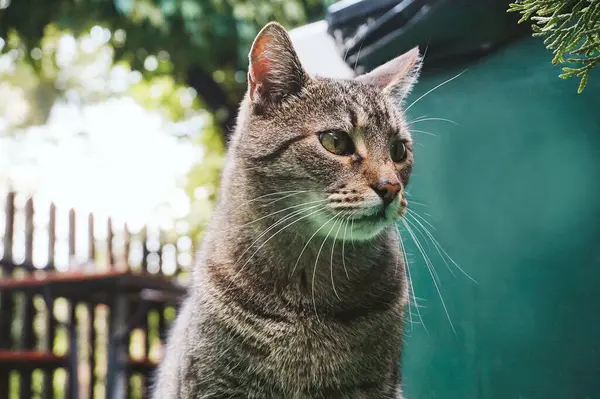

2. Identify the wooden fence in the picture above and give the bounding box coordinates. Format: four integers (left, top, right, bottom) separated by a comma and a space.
0, 191, 191, 399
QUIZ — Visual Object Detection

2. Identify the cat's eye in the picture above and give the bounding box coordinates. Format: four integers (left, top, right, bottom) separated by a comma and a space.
319, 131, 355, 156
390, 138, 408, 163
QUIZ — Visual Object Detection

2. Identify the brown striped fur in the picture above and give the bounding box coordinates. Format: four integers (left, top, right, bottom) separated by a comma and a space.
153, 22, 422, 399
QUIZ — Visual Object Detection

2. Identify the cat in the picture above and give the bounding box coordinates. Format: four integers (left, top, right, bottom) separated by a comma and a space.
152, 21, 422, 399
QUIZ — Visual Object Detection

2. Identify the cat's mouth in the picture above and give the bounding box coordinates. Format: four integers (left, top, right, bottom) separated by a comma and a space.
351, 208, 388, 224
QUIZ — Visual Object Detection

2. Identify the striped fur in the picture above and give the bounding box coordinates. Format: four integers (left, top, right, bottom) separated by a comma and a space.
153, 22, 422, 399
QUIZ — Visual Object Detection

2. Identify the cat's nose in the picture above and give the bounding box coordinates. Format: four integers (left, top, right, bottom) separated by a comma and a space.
372, 181, 401, 206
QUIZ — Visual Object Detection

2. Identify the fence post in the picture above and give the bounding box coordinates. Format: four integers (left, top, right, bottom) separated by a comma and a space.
0, 192, 16, 398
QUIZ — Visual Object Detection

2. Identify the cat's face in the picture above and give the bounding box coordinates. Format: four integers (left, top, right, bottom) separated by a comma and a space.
234, 23, 421, 241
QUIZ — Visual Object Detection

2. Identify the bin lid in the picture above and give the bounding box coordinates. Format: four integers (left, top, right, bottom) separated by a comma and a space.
326, 0, 529, 73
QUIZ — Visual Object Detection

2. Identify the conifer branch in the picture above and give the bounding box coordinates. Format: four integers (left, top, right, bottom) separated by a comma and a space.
509, 0, 600, 93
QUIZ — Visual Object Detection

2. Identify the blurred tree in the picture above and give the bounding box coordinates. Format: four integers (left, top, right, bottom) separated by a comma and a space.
0, 0, 326, 141
509, 0, 600, 93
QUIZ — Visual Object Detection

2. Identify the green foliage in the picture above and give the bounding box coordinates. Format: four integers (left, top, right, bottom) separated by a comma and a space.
0, 24, 200, 133
0, 0, 325, 239
0, 0, 324, 107
509, 0, 600, 93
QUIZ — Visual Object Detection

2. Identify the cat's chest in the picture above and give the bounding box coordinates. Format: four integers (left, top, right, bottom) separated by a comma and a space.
243, 304, 404, 391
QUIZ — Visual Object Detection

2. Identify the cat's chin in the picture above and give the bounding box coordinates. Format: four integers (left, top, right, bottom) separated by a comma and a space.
345, 217, 395, 241
306, 212, 397, 242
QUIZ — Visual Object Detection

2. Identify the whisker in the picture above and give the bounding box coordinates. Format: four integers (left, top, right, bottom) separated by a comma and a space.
402, 219, 455, 334
313, 214, 342, 320
407, 209, 436, 231
407, 117, 460, 127
404, 217, 440, 284
404, 69, 467, 112
342, 210, 358, 280
396, 228, 411, 331
262, 191, 309, 206
341, 215, 351, 280
409, 129, 437, 137
291, 211, 338, 279
408, 114, 429, 122
240, 199, 327, 227
239, 190, 307, 207
407, 212, 477, 284
405, 216, 452, 277
223, 205, 327, 297
330, 217, 345, 300
406, 198, 429, 207
398, 228, 427, 333
406, 215, 435, 253
353, 34, 367, 74
350, 216, 356, 249
235, 205, 324, 273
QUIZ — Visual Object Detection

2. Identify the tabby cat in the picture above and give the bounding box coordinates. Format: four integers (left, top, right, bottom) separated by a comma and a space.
152, 21, 422, 399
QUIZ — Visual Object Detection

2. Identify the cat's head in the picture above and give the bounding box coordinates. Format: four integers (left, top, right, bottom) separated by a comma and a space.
232, 22, 422, 241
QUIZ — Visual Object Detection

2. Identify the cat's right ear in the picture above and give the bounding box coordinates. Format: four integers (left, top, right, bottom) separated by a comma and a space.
355, 47, 422, 106
248, 22, 308, 106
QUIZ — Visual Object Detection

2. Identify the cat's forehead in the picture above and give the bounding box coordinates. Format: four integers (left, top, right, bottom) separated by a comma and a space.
303, 78, 407, 138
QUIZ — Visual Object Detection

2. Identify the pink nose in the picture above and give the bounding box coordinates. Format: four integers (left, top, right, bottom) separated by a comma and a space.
371, 181, 401, 206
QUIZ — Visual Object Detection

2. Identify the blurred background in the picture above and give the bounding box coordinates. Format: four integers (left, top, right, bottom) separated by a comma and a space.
1, 0, 599, 398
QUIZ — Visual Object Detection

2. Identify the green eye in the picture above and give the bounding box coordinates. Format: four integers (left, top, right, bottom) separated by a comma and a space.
319, 131, 355, 156
390, 138, 408, 163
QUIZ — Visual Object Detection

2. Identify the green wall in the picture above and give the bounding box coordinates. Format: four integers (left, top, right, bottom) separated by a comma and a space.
401, 36, 600, 399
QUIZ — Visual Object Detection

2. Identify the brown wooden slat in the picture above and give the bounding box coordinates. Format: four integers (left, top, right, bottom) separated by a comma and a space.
0, 269, 184, 291
89, 304, 96, 399
126, 358, 158, 374
1, 192, 15, 263
0, 350, 69, 369
141, 228, 149, 274
47, 203, 56, 270
67, 208, 77, 399
41, 370, 54, 399
124, 224, 131, 271
19, 198, 35, 399
42, 203, 57, 399
0, 269, 186, 307
88, 213, 95, 263
68, 208, 76, 263
125, 306, 133, 399
107, 218, 114, 267
0, 193, 15, 399
67, 302, 77, 399
23, 198, 34, 265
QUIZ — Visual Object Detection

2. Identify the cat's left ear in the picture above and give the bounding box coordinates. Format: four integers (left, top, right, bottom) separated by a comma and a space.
248, 22, 308, 106
355, 47, 422, 106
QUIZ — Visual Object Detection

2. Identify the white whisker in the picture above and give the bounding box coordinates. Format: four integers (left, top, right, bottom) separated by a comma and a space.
407, 117, 460, 127
236, 206, 325, 277
240, 199, 327, 227
402, 219, 455, 334
312, 214, 342, 320
262, 191, 309, 206
398, 227, 427, 333
238, 190, 307, 208
407, 212, 477, 284
330, 217, 345, 300
405, 216, 452, 277
409, 129, 437, 137
405, 217, 441, 283
404, 69, 467, 112
341, 216, 351, 280
407, 209, 436, 231
291, 211, 338, 278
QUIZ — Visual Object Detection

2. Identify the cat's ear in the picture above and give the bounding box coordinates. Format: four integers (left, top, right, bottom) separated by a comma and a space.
248, 22, 308, 105
355, 47, 422, 106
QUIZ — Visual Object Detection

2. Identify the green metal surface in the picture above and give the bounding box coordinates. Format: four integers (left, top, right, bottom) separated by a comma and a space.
400, 36, 600, 399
